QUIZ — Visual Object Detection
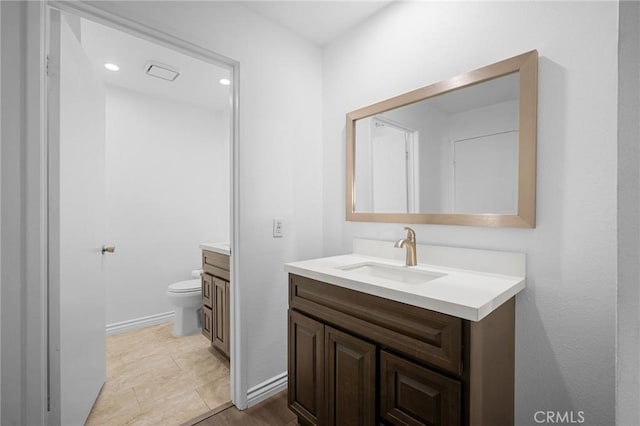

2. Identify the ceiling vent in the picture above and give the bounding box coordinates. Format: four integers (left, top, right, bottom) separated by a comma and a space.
144, 61, 180, 82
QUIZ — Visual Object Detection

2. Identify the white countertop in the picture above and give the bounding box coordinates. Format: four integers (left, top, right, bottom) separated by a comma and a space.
200, 242, 231, 256
284, 252, 525, 322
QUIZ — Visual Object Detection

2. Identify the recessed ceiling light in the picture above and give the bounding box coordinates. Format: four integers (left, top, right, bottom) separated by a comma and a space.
219, 78, 231, 86
104, 63, 120, 71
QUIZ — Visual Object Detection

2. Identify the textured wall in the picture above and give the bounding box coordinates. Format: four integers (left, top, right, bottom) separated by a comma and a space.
616, 0, 640, 424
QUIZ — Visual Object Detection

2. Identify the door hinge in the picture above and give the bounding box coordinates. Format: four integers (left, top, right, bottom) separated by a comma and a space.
46, 55, 50, 77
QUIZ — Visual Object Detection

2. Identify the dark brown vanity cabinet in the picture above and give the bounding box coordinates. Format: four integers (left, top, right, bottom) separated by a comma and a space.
288, 311, 376, 426
202, 249, 230, 357
380, 350, 461, 425
287, 274, 515, 426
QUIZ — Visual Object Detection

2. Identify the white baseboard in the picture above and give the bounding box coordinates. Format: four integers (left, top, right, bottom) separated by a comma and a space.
246, 372, 288, 408
106, 311, 174, 336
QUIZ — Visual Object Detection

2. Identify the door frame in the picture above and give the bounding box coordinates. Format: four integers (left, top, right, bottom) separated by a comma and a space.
369, 116, 420, 213
44, 1, 243, 422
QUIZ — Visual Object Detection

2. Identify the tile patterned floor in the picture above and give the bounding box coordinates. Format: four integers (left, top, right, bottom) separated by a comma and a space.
86, 322, 230, 425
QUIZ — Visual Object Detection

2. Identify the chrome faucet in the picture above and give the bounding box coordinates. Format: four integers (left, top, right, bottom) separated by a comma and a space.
395, 226, 417, 266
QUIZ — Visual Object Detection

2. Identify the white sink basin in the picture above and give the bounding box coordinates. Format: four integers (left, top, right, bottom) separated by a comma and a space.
337, 262, 446, 284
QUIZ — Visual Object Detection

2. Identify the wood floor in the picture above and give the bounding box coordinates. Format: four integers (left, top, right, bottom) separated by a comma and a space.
188, 391, 297, 426
86, 322, 231, 425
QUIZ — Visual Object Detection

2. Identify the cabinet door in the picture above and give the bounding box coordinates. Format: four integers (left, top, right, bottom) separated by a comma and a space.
212, 278, 228, 355
288, 310, 325, 425
325, 326, 376, 426
201, 306, 213, 341
380, 350, 461, 426
202, 273, 213, 308
224, 280, 230, 355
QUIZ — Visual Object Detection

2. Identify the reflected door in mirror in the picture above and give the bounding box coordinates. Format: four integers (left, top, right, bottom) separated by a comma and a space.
356, 117, 419, 213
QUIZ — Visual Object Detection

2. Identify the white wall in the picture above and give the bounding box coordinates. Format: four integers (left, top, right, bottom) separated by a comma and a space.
104, 86, 229, 325
616, 0, 640, 424
89, 1, 324, 407
448, 100, 518, 141
323, 2, 618, 425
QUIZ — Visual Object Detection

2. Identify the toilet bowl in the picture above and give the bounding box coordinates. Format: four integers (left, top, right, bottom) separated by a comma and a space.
167, 279, 202, 336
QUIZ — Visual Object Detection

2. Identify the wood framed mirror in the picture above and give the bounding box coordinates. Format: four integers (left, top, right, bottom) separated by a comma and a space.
346, 50, 538, 228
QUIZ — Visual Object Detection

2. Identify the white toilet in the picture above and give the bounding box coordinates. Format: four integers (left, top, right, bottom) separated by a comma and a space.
167, 270, 202, 336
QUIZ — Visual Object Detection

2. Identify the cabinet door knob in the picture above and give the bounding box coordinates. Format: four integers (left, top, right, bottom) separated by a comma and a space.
101, 245, 116, 254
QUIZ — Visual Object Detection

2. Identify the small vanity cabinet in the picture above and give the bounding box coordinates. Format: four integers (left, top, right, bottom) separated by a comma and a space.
287, 274, 515, 426
201, 249, 230, 357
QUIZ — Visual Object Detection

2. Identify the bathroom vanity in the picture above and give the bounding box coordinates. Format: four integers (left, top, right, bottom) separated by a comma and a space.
284, 239, 526, 426
201, 243, 231, 357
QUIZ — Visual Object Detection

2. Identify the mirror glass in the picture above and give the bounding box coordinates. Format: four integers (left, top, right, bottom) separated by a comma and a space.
346, 50, 537, 228
354, 74, 519, 215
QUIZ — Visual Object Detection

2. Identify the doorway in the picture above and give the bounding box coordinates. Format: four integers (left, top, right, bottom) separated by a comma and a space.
46, 6, 239, 425
370, 117, 419, 213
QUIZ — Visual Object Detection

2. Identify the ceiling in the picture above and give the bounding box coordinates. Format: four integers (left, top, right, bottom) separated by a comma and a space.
241, 1, 394, 46
79, 17, 232, 111
77, 1, 394, 108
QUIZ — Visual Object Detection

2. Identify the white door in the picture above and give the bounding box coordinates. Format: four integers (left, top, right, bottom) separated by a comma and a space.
371, 124, 409, 213
49, 11, 107, 425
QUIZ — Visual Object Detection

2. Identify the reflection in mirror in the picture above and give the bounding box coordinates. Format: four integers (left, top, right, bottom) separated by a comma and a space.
354, 74, 519, 215
346, 50, 537, 228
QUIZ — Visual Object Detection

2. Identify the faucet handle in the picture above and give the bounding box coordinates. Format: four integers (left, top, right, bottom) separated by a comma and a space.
404, 226, 416, 242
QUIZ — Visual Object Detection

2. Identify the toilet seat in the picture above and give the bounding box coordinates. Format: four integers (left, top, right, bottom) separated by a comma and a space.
168, 279, 201, 294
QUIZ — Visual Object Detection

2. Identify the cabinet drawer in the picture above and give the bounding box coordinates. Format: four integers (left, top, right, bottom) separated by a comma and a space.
202, 273, 213, 307
380, 350, 461, 426
289, 274, 463, 375
202, 250, 230, 280
202, 305, 213, 341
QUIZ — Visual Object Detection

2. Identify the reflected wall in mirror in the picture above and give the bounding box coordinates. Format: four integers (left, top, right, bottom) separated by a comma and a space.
347, 50, 537, 227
